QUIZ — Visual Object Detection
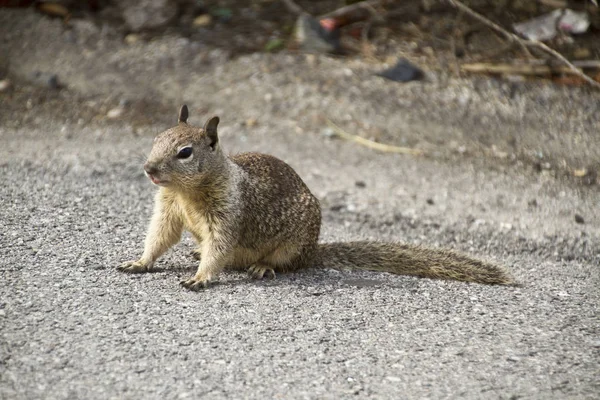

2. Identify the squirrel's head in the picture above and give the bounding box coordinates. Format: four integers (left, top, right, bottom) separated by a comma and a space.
143, 105, 225, 189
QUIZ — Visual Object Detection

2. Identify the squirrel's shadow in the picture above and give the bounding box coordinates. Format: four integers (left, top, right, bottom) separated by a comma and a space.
157, 262, 413, 291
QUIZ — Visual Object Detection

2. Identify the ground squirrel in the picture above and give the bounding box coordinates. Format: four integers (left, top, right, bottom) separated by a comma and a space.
118, 105, 515, 290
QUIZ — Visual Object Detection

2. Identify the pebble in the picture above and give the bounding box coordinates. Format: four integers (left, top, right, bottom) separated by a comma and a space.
0, 79, 11, 92
528, 199, 538, 207
47, 75, 60, 89
193, 14, 212, 27
125, 34, 140, 45
574, 214, 584, 224
107, 107, 125, 119
322, 127, 335, 138
377, 58, 423, 82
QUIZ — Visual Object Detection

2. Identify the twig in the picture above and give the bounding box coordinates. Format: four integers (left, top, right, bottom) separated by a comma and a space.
447, 0, 532, 58
476, 42, 516, 61
538, 0, 567, 8
529, 40, 600, 89
571, 60, 600, 69
447, 0, 600, 90
281, 0, 307, 16
319, 0, 384, 20
326, 119, 424, 156
461, 62, 599, 76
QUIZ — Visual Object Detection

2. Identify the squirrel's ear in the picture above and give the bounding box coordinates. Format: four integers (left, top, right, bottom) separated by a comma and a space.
178, 105, 189, 124
203, 116, 220, 149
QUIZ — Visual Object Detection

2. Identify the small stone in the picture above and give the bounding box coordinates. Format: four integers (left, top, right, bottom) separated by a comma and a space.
0, 79, 11, 92
125, 34, 140, 45
377, 58, 423, 82
573, 168, 587, 177
574, 214, 584, 224
47, 75, 60, 89
507, 356, 521, 362
329, 204, 344, 212
193, 14, 212, 27
355, 181, 366, 188
385, 376, 402, 382
426, 198, 434, 205
322, 127, 335, 138
245, 118, 257, 127
107, 107, 125, 119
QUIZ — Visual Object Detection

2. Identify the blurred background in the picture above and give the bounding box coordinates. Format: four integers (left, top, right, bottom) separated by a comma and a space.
1, 0, 599, 182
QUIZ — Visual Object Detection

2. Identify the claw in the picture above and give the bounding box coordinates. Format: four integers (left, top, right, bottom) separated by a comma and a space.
264, 268, 276, 280
180, 277, 210, 291
248, 265, 276, 280
117, 260, 151, 273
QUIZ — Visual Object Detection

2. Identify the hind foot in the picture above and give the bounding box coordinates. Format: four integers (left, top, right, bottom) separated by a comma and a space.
248, 264, 276, 280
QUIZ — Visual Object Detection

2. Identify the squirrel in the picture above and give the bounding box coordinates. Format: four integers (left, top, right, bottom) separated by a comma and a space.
118, 105, 515, 290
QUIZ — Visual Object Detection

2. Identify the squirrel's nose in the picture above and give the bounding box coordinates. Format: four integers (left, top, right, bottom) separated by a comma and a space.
144, 162, 158, 176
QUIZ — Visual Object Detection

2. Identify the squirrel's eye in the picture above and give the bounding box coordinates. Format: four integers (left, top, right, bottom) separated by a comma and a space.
177, 147, 193, 159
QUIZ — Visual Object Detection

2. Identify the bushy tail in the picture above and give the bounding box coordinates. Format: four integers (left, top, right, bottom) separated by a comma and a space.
315, 241, 515, 285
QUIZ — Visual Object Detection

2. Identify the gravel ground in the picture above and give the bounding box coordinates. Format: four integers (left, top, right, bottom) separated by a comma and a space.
1, 117, 598, 399
1, 7, 599, 400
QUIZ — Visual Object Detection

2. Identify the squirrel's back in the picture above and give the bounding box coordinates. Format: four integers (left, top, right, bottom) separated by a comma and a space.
229, 152, 321, 266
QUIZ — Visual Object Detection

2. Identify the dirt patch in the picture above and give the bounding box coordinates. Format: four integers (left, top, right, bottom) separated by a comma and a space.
1, 5, 599, 186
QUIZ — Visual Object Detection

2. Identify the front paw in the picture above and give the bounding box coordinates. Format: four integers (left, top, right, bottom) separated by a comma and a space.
180, 275, 212, 291
117, 260, 152, 273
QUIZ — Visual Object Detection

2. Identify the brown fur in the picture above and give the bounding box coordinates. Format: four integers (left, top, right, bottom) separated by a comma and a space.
119, 106, 516, 290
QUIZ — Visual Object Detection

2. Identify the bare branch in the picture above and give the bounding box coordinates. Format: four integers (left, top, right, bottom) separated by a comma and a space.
326, 120, 424, 156
461, 62, 598, 76
319, 0, 385, 20
529, 40, 600, 89
446, 0, 532, 58
447, 0, 600, 90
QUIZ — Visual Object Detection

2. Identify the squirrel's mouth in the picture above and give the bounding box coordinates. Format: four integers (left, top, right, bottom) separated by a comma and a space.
147, 173, 169, 186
